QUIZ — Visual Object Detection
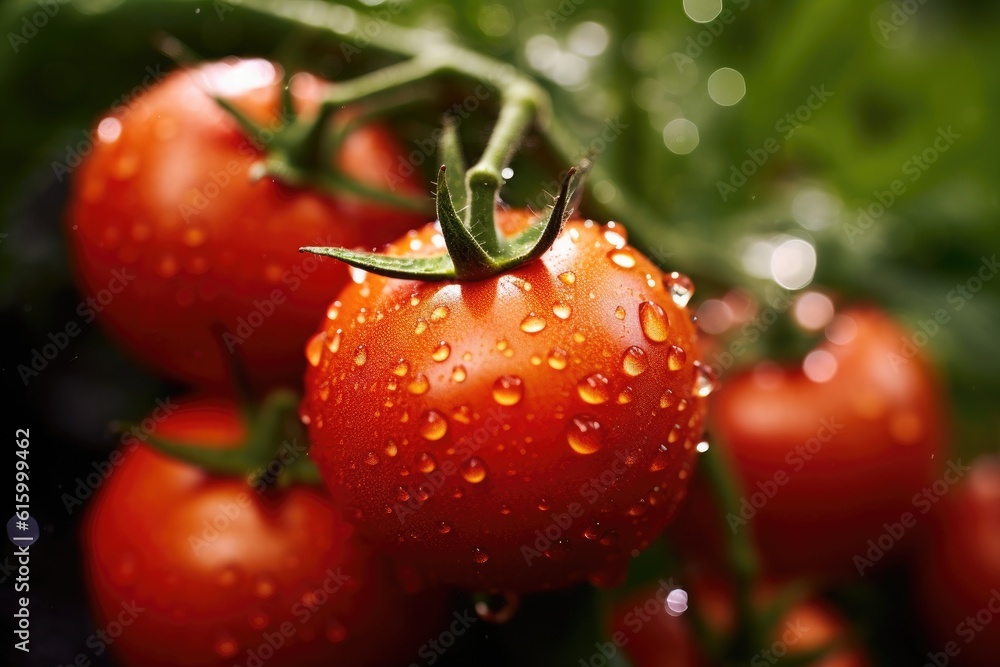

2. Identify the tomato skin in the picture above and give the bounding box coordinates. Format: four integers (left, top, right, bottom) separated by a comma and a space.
82, 397, 445, 667
674, 307, 946, 578
303, 212, 708, 592
67, 59, 424, 390
917, 457, 1000, 667
608, 579, 872, 667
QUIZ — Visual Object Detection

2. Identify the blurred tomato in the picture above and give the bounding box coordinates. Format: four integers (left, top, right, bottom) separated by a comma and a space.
608, 578, 871, 667
673, 307, 946, 577
82, 397, 445, 667
917, 456, 1000, 667
67, 58, 425, 391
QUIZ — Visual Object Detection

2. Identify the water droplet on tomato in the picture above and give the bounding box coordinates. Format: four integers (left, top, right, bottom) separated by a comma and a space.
431, 306, 449, 322
639, 301, 669, 342
621, 346, 649, 376
472, 548, 490, 564
305, 332, 325, 367
407, 374, 430, 395
452, 405, 472, 424
667, 345, 687, 370
694, 362, 716, 397
558, 271, 576, 285
614, 306, 626, 320
461, 458, 488, 483
419, 410, 448, 441
577, 373, 610, 404
665, 272, 694, 307
553, 302, 572, 319
365, 451, 380, 466
432, 341, 451, 362
354, 345, 366, 366
437, 521, 452, 534
451, 365, 467, 382
567, 415, 603, 454
417, 452, 437, 473
492, 375, 524, 405
548, 348, 569, 370
520, 313, 547, 333
414, 318, 428, 335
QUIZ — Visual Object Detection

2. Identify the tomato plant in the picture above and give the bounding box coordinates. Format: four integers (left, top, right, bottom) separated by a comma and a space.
67, 58, 425, 390
674, 307, 946, 577
917, 456, 1000, 667
83, 396, 445, 667
301, 201, 711, 592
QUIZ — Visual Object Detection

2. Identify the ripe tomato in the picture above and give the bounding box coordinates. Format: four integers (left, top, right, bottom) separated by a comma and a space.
67, 58, 424, 390
673, 307, 946, 577
917, 456, 1000, 667
82, 397, 445, 667
302, 211, 711, 592
608, 578, 871, 667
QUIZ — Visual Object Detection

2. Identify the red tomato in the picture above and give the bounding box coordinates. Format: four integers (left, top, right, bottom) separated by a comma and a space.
917, 456, 1000, 667
67, 58, 425, 390
82, 397, 446, 667
302, 212, 710, 592
673, 307, 946, 577
608, 579, 872, 667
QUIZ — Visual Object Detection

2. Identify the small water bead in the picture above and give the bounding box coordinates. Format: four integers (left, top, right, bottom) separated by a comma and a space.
609, 249, 636, 268
537, 499, 552, 511
496, 339, 509, 352
553, 302, 572, 319
577, 373, 611, 404
432, 342, 451, 362
431, 306, 449, 322
649, 444, 670, 472
617, 387, 634, 404
573, 330, 587, 343
394, 361, 409, 377
472, 548, 490, 564
451, 365, 467, 382
694, 362, 717, 397
461, 458, 488, 484
614, 306, 626, 320
452, 405, 473, 424
558, 271, 576, 285
419, 410, 448, 441
397, 486, 411, 502
530, 355, 542, 366
665, 272, 695, 307
326, 301, 341, 320
667, 424, 683, 443
660, 390, 675, 409
500, 504, 511, 515
604, 227, 627, 248
520, 313, 547, 333
548, 348, 569, 370
365, 451, 380, 466
667, 345, 687, 371
492, 375, 525, 405
305, 332, 325, 367
639, 301, 669, 342
567, 415, 603, 454
621, 346, 649, 377
410, 294, 421, 307
354, 345, 367, 366
324, 329, 342, 354
584, 524, 602, 540
627, 500, 647, 517
414, 318, 428, 335
417, 452, 438, 473
384, 440, 399, 457
407, 374, 430, 395
437, 521, 452, 535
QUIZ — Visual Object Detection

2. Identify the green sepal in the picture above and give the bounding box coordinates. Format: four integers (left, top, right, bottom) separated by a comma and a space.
300, 245, 457, 280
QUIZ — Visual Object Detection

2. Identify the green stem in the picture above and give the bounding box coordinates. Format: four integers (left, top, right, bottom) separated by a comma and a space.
698, 444, 764, 659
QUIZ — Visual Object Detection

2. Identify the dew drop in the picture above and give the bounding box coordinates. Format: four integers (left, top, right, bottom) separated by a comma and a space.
520, 313, 547, 333
617, 387, 634, 404
621, 346, 649, 377
538, 498, 552, 511
649, 444, 670, 472
437, 521, 452, 534
461, 458, 488, 483
665, 272, 695, 307
410, 294, 421, 307
414, 318, 428, 335
667, 424, 682, 443
354, 345, 367, 366
451, 365, 467, 382
694, 362, 717, 397
558, 271, 576, 285
431, 306, 450, 322
614, 306, 626, 320
432, 341, 451, 362
419, 410, 448, 441
609, 249, 637, 268
397, 486, 411, 501
577, 373, 610, 405
573, 330, 587, 343
639, 301, 669, 342
583, 524, 602, 540
452, 405, 472, 424
667, 345, 687, 371
385, 440, 399, 457
604, 227, 627, 248
567, 415, 603, 454
326, 329, 342, 354
660, 390, 675, 409
553, 302, 572, 319
365, 451, 380, 466
394, 360, 409, 377
407, 374, 430, 395
417, 452, 438, 473
492, 375, 525, 405
547, 348, 569, 370
305, 332, 325, 367
472, 548, 490, 564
